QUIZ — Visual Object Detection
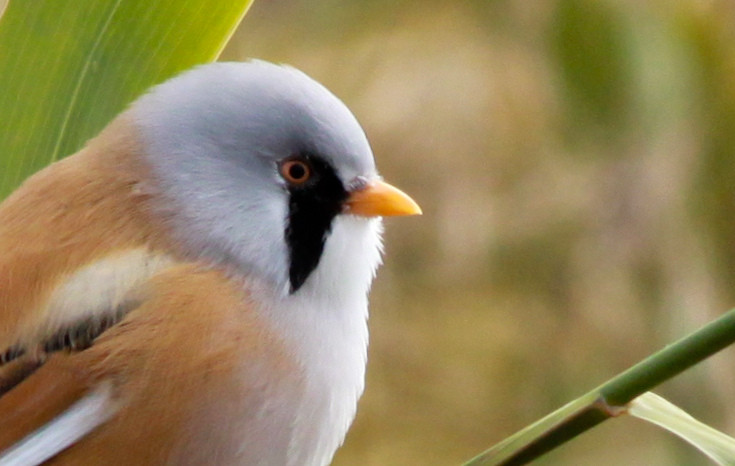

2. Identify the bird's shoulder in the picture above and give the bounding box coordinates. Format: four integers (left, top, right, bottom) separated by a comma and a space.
0, 116, 164, 347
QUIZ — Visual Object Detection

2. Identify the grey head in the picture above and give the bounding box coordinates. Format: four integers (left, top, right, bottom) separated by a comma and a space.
130, 60, 380, 295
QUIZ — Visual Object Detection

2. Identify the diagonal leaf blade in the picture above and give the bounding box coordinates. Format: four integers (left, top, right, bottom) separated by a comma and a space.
0, 0, 253, 198
630, 392, 735, 466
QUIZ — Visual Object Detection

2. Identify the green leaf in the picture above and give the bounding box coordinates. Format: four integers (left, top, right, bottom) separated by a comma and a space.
0, 0, 253, 198
630, 392, 735, 466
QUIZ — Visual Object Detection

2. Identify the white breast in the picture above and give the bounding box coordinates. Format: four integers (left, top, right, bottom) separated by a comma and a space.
251, 215, 383, 466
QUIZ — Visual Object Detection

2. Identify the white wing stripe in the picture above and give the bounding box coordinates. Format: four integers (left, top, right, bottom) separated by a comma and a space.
0, 382, 116, 466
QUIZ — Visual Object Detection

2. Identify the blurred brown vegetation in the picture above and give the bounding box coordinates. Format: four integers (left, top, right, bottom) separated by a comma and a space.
225, 1, 735, 464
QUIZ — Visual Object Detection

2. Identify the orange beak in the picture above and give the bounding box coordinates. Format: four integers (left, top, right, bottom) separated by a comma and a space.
345, 179, 422, 217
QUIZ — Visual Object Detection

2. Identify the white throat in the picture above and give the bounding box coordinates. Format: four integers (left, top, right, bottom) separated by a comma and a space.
250, 215, 383, 466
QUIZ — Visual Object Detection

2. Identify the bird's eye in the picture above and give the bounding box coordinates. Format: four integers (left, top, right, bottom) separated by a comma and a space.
280, 159, 312, 185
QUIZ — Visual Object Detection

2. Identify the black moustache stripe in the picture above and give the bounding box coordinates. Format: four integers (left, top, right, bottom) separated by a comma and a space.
285, 154, 348, 293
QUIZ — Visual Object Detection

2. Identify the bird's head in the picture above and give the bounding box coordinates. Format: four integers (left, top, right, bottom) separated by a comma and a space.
130, 61, 420, 297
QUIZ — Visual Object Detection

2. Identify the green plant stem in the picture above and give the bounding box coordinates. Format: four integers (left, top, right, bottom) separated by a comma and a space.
464, 307, 735, 465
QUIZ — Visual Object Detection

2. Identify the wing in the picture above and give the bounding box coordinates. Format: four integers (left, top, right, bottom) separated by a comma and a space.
0, 122, 159, 465
0, 264, 300, 465
0, 356, 112, 466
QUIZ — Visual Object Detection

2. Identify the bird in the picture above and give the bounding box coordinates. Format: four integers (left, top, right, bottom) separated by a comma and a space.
0, 60, 421, 465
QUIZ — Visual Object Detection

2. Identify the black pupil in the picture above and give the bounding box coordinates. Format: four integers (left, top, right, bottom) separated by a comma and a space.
289, 163, 306, 180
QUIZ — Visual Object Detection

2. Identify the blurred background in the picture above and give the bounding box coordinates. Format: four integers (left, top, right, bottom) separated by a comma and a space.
223, 1, 735, 464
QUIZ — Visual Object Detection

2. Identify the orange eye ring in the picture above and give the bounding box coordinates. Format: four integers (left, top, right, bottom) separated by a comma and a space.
280, 159, 311, 185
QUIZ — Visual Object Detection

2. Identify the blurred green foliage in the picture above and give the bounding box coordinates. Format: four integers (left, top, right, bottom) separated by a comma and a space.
229, 0, 735, 464
554, 0, 632, 138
